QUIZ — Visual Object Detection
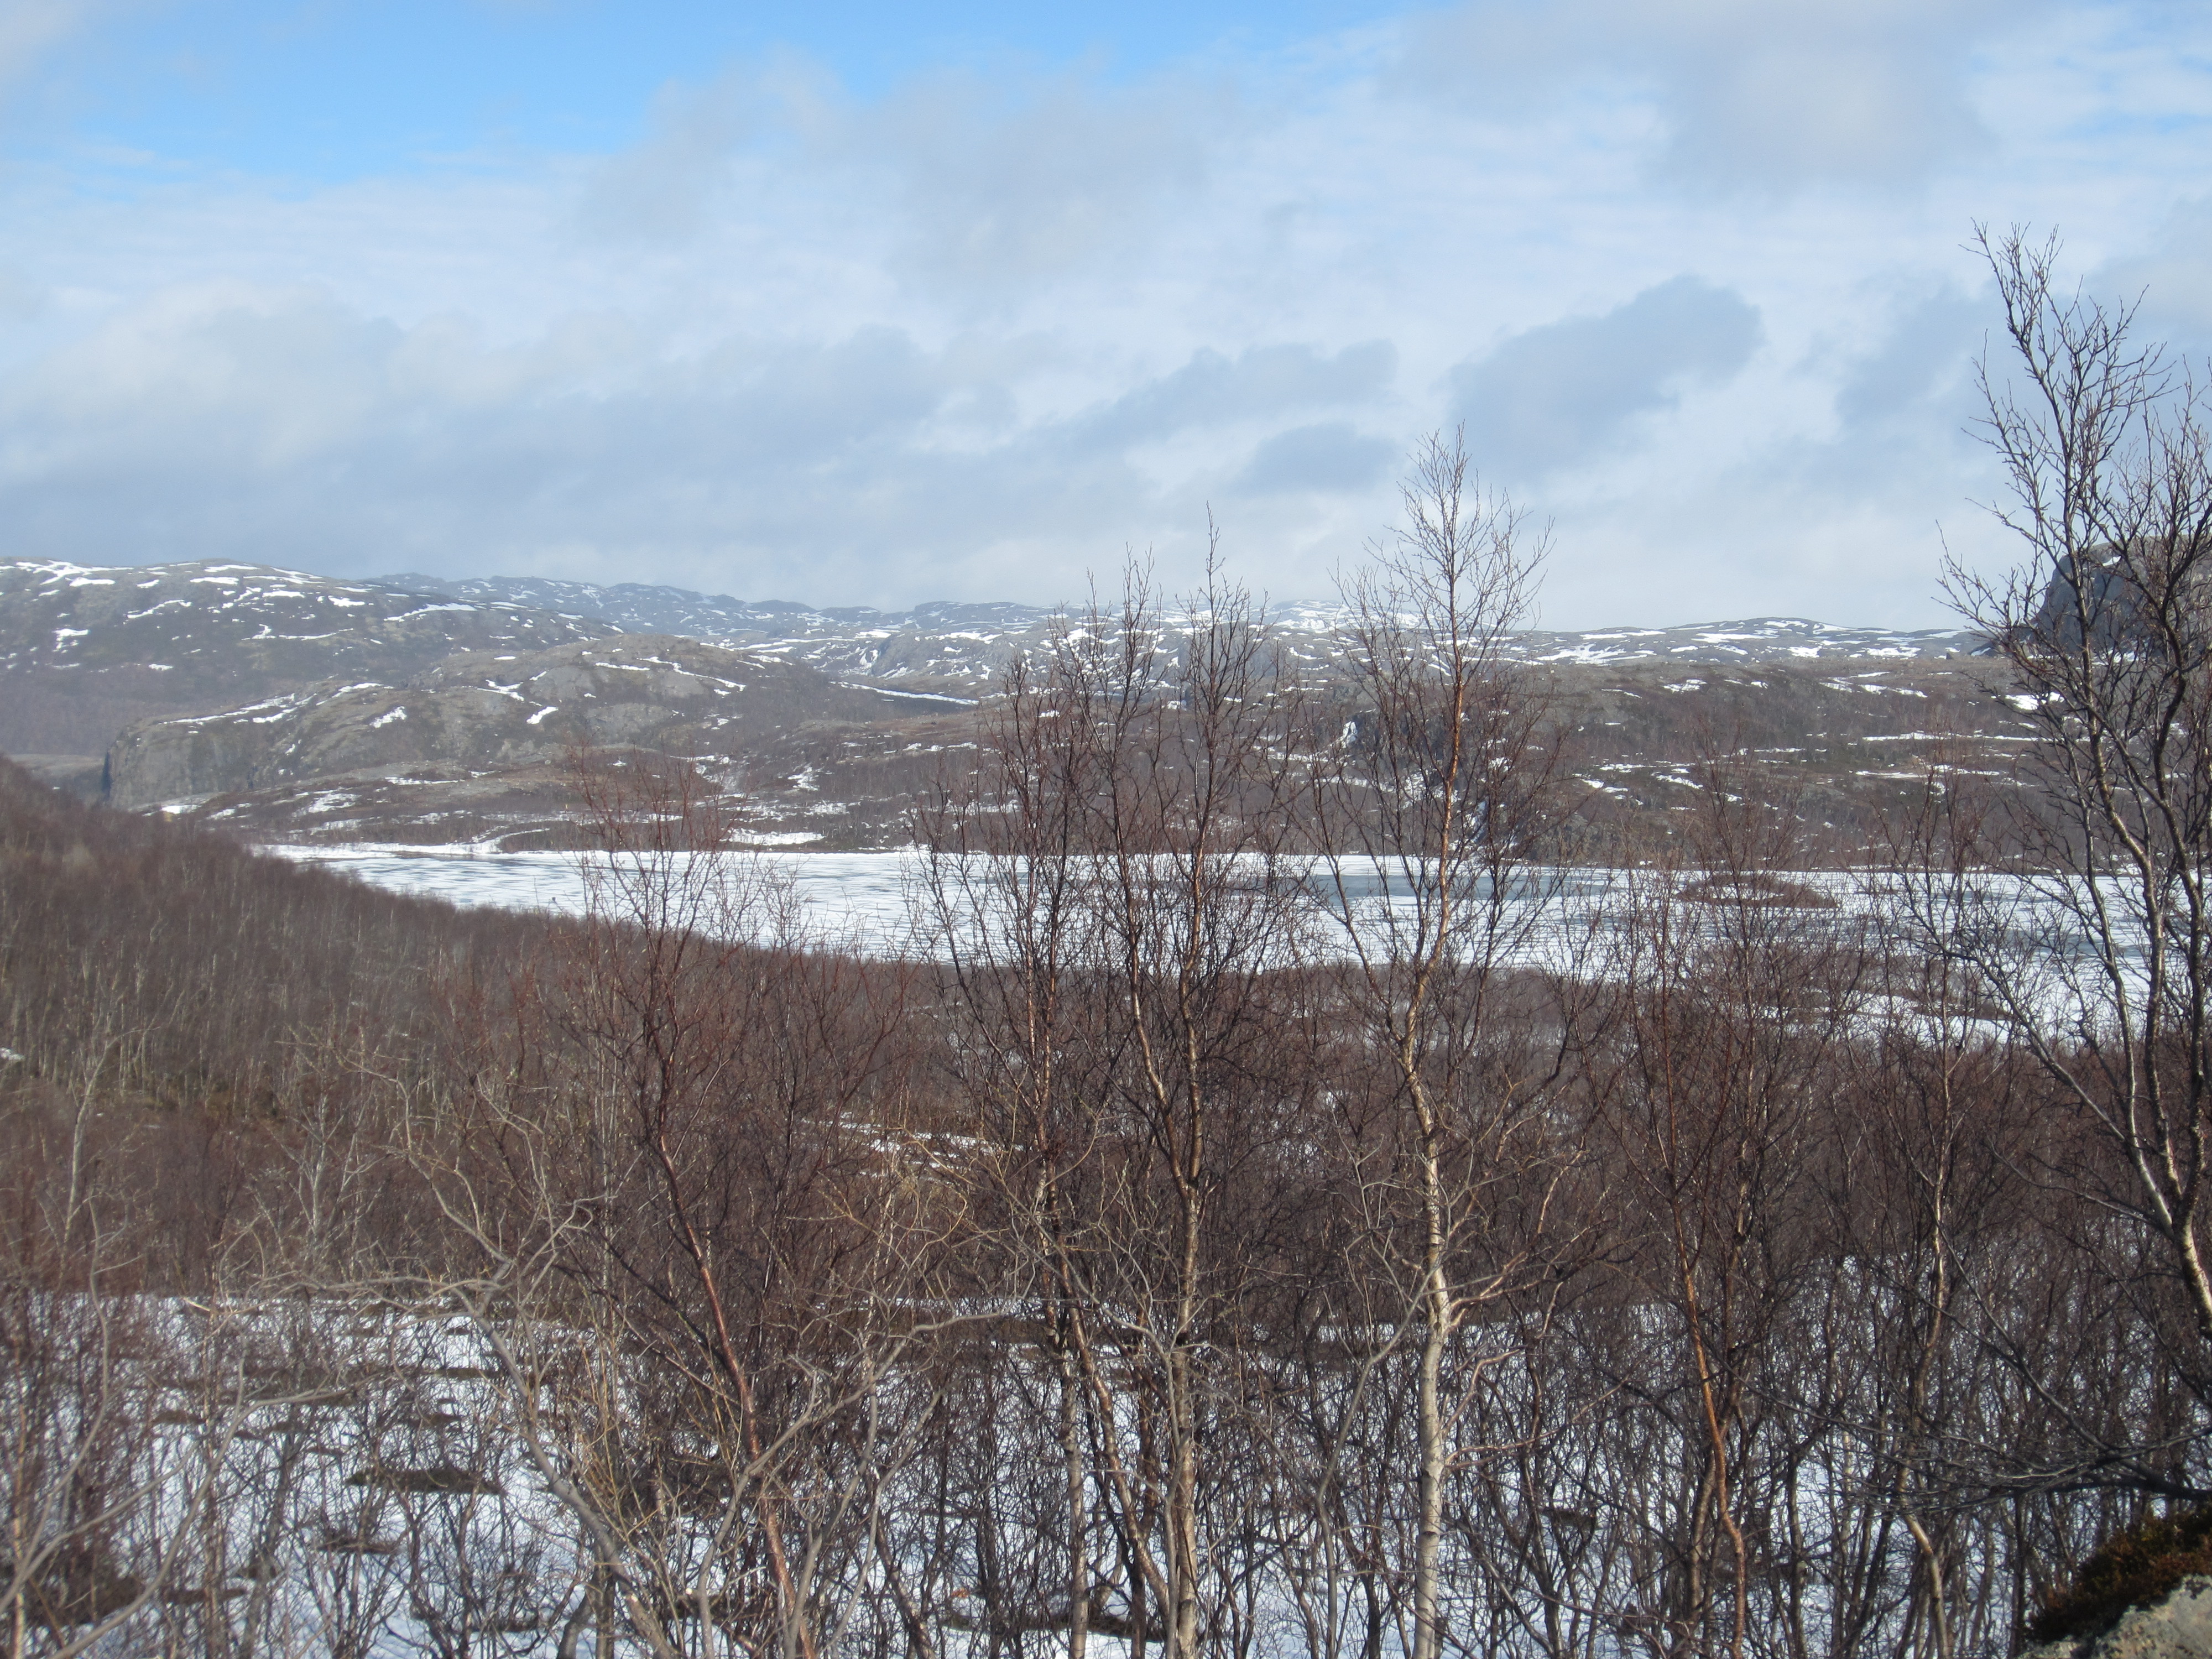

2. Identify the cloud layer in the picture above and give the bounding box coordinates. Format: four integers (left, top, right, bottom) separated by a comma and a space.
0, 0, 2206, 628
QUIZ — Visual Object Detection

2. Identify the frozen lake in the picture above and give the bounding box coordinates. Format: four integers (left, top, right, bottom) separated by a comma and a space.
268, 842, 1832, 971
267, 843, 2151, 1030
274, 842, 925, 947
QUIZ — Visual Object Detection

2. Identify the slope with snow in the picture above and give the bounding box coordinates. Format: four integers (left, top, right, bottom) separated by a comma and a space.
0, 559, 618, 757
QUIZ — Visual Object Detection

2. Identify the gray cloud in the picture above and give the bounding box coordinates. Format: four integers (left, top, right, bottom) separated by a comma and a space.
1833, 288, 1983, 426
2098, 202, 2212, 358
566, 59, 1225, 302
1450, 276, 1760, 478
0, 0, 102, 99
810, 69, 1221, 299
577, 69, 758, 241
1234, 422, 1395, 495
0, 263, 48, 320
1074, 341, 1396, 451
0, 281, 1399, 604
1401, 0, 2036, 191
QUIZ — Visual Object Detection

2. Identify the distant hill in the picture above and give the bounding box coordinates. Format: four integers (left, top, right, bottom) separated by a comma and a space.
0, 556, 2017, 855
385, 571, 1985, 691
1503, 616, 1983, 664
379, 573, 1062, 693
105, 634, 967, 849
0, 559, 615, 759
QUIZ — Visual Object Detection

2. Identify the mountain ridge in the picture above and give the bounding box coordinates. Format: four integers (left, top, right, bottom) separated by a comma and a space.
0, 557, 618, 757
379, 571, 1985, 688
0, 556, 2016, 857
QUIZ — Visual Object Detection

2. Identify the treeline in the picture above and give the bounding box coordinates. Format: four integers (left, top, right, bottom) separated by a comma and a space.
9, 240, 2212, 1659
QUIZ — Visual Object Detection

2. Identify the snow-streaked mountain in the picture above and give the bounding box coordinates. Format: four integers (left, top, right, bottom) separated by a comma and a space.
0, 559, 617, 755
102, 634, 954, 830
1, 556, 1999, 847
379, 573, 1055, 690
385, 573, 1984, 691
3, 559, 612, 673
1506, 617, 1983, 664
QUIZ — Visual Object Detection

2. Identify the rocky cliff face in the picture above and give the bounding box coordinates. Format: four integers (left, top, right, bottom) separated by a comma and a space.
2026, 1575, 2212, 1658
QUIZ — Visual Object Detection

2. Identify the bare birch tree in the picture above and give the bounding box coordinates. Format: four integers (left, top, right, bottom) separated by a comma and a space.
1943, 223, 2212, 1365
1308, 430, 1575, 1659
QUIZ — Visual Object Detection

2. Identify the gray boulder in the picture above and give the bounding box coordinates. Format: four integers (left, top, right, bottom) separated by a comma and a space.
2026, 1575, 2212, 1658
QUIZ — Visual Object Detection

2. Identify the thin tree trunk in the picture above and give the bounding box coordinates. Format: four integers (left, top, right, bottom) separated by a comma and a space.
1412, 1087, 1451, 1659
1060, 1327, 1092, 1659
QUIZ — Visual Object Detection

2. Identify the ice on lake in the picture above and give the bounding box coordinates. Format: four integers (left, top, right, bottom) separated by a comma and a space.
265, 843, 1788, 973
270, 842, 927, 951
266, 843, 2149, 1027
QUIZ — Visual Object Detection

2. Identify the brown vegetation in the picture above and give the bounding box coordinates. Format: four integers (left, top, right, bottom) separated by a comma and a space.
2028, 1504, 2212, 1644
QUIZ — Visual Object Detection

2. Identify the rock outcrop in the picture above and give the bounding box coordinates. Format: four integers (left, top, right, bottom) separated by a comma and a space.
2025, 1574, 2212, 1658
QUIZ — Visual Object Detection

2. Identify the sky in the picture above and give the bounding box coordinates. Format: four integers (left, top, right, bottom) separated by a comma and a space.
1, 1, 2209, 627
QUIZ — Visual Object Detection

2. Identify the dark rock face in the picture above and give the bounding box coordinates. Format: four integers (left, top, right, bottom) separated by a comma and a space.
2025, 1575, 2212, 1658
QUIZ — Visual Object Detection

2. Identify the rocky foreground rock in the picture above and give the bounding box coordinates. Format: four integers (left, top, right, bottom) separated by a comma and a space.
2025, 1575, 2212, 1657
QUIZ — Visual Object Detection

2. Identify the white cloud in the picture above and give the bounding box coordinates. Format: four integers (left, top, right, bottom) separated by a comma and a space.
1400, 0, 2041, 192
0, 1, 2206, 628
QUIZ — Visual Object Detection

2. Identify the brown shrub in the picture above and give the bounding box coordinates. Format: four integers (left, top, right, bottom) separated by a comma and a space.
2029, 1503, 2212, 1643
